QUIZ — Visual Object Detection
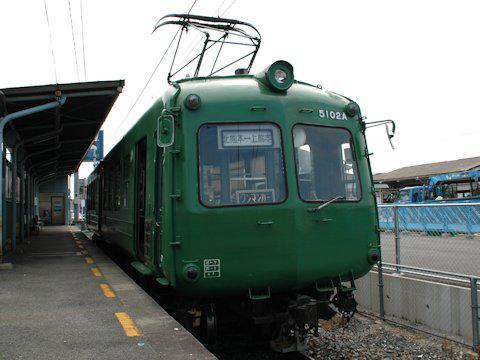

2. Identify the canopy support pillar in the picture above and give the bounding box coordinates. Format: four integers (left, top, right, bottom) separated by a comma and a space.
0, 97, 65, 261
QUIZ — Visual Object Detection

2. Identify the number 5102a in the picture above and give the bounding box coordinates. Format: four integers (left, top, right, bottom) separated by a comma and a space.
319, 109, 347, 120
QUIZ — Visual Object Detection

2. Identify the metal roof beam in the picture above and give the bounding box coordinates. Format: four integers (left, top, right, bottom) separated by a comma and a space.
16, 120, 99, 132
5, 89, 121, 103
24, 138, 93, 149
61, 138, 93, 144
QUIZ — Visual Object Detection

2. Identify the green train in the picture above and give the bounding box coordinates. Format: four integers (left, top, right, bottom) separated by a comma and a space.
86, 15, 385, 352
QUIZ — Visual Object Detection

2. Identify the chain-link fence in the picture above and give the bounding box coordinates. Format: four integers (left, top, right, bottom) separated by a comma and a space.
371, 203, 480, 351
379, 203, 480, 276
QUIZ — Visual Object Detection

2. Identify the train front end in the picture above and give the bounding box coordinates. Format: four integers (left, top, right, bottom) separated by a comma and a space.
160, 61, 380, 351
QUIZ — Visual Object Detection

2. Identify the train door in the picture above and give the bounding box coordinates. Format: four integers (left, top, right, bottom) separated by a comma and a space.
98, 174, 103, 233
135, 138, 147, 261
154, 137, 163, 264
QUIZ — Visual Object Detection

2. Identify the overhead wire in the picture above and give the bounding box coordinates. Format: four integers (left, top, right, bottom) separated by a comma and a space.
42, 0, 58, 83
221, 0, 237, 17
80, 0, 87, 80
67, 0, 80, 81
114, 0, 199, 136
216, 0, 228, 17
178, 0, 238, 70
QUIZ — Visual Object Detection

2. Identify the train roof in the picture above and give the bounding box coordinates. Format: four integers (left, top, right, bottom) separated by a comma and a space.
88, 71, 358, 182
174, 74, 353, 108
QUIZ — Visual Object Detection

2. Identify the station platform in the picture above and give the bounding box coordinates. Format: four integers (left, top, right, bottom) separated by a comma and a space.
0, 226, 215, 360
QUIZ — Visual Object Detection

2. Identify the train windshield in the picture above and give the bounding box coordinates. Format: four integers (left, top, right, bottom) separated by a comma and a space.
198, 123, 287, 207
293, 125, 361, 201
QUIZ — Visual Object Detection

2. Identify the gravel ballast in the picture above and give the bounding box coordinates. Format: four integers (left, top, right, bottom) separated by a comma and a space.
306, 313, 478, 359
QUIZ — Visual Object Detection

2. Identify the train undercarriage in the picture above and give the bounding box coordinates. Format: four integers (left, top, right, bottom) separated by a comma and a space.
92, 234, 359, 353
174, 287, 358, 353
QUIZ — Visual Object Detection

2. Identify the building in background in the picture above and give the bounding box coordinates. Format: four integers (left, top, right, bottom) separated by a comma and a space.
39, 178, 71, 225
374, 156, 480, 203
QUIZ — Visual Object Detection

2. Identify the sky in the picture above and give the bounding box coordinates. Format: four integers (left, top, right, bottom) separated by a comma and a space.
1, 0, 479, 180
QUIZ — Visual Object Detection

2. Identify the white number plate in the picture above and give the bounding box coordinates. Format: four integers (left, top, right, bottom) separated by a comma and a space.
319, 109, 348, 120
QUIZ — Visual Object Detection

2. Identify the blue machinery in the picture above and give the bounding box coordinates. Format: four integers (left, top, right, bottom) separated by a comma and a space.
396, 170, 480, 204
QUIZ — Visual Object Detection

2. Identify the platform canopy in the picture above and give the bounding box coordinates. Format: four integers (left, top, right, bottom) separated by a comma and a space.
0, 80, 124, 181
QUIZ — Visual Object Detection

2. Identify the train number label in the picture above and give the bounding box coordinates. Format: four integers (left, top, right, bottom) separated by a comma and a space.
204, 259, 221, 278
319, 109, 347, 120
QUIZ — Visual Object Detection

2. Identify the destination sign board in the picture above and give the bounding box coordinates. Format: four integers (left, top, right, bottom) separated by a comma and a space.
235, 189, 275, 204
221, 129, 273, 147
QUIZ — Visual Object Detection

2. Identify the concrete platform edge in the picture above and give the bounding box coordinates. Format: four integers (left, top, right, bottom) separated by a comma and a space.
75, 227, 216, 359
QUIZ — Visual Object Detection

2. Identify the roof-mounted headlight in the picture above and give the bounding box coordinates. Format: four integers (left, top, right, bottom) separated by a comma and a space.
257, 60, 294, 92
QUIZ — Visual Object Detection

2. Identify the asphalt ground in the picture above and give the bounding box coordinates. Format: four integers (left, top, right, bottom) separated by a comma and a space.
380, 231, 480, 277
0, 225, 214, 360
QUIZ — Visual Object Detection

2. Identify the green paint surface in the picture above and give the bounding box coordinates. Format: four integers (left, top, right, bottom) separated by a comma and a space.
86, 73, 379, 298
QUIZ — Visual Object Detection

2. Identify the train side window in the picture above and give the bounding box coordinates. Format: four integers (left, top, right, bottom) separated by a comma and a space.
94, 179, 99, 210
114, 163, 121, 211
198, 123, 287, 207
103, 173, 109, 210
292, 124, 361, 202
123, 155, 130, 209
109, 171, 114, 210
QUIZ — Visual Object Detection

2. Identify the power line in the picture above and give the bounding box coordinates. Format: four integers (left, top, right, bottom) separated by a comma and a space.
68, 0, 80, 81
80, 0, 87, 80
42, 0, 58, 83
216, 0, 228, 16
178, 0, 238, 68
114, 0, 198, 136
221, 0, 237, 16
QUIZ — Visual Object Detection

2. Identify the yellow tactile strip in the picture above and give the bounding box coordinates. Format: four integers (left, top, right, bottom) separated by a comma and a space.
99, 283, 116, 298
91, 267, 102, 277
69, 227, 142, 339
115, 312, 142, 337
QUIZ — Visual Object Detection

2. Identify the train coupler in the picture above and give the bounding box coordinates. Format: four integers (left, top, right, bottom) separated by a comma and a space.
269, 295, 319, 353
332, 290, 357, 319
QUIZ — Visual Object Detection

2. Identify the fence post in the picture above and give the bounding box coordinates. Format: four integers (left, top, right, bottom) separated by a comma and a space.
466, 205, 473, 239
471, 277, 479, 352
377, 259, 385, 319
394, 206, 401, 272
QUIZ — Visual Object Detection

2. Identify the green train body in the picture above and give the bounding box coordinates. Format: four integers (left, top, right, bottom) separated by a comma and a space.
86, 61, 380, 350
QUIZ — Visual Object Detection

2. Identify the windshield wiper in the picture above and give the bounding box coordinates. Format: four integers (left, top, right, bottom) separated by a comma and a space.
307, 196, 344, 212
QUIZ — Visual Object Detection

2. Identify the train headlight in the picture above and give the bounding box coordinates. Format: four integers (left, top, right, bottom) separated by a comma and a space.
182, 264, 200, 282
257, 60, 294, 92
185, 94, 201, 110
345, 102, 357, 117
274, 69, 287, 84
368, 250, 380, 264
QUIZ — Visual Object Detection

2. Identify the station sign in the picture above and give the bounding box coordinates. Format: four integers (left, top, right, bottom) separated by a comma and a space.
84, 131, 104, 162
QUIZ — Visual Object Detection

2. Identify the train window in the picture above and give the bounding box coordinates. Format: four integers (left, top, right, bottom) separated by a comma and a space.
123, 155, 130, 209
103, 174, 109, 210
293, 125, 361, 202
114, 163, 121, 210
198, 123, 287, 207
108, 170, 114, 210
